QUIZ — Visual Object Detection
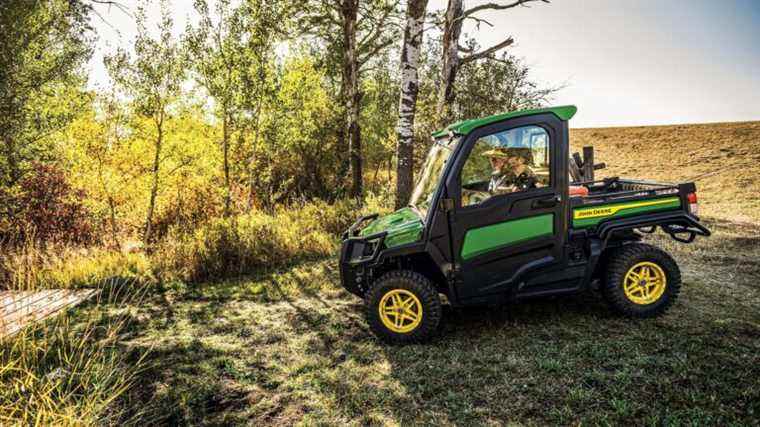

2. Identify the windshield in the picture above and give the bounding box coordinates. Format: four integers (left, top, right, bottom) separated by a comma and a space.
409, 136, 458, 217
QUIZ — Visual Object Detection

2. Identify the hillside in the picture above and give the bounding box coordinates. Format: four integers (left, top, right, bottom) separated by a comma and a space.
570, 121, 760, 223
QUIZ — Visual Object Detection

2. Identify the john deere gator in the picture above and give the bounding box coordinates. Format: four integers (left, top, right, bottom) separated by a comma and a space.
340, 105, 710, 343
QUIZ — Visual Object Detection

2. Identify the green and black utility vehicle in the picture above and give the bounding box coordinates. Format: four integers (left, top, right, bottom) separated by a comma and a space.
339, 106, 710, 343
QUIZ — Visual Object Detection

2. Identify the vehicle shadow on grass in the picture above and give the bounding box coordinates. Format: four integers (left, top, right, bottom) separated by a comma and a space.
287, 290, 624, 425
373, 286, 759, 425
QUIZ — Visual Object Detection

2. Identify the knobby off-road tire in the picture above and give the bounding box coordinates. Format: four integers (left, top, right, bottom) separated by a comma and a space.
603, 243, 681, 318
365, 270, 442, 344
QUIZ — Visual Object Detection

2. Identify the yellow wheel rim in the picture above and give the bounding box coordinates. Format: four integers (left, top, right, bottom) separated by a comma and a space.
623, 261, 667, 305
378, 289, 423, 333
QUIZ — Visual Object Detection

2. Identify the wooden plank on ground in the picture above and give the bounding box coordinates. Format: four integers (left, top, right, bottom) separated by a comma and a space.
0, 289, 97, 339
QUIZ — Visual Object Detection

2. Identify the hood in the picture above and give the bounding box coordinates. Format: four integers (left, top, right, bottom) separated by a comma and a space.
359, 207, 423, 248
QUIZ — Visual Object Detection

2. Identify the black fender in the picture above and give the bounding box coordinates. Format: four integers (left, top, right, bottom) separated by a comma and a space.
597, 211, 710, 247
579, 211, 710, 288
370, 241, 454, 298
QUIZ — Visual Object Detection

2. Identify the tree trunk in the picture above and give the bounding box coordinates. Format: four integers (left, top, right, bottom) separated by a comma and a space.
372, 161, 381, 193
143, 114, 164, 246
97, 161, 120, 248
387, 154, 393, 183
395, 0, 428, 209
222, 108, 231, 217
436, 0, 464, 127
336, 72, 350, 188
2, 136, 19, 187
106, 195, 119, 248
247, 87, 264, 211
342, 0, 362, 200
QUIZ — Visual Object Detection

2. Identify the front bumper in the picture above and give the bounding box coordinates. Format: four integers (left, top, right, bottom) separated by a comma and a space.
339, 214, 387, 296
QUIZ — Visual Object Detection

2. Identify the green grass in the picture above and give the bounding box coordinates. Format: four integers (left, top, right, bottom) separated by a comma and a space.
112, 218, 760, 425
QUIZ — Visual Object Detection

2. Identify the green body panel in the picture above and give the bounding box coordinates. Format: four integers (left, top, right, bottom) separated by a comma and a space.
461, 214, 555, 260
360, 207, 423, 248
432, 105, 577, 138
572, 197, 681, 228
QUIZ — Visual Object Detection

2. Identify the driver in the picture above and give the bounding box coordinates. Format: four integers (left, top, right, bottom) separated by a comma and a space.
483, 147, 537, 194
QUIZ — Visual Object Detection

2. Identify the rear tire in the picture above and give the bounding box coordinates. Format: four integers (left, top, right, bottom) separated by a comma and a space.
603, 243, 681, 318
365, 270, 441, 344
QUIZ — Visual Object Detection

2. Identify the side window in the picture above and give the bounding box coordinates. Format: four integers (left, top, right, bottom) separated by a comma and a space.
460, 125, 551, 207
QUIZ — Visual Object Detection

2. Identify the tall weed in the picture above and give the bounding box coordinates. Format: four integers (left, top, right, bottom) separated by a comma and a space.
0, 279, 149, 424
152, 197, 391, 283
1, 243, 152, 291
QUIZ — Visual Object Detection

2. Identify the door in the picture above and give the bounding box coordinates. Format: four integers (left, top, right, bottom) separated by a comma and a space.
445, 114, 568, 301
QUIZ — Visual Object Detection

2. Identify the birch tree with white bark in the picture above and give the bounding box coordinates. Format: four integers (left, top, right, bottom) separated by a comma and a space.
395, 0, 428, 209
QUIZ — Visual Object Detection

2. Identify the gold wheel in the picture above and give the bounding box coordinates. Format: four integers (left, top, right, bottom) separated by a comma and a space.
623, 261, 667, 305
378, 289, 423, 333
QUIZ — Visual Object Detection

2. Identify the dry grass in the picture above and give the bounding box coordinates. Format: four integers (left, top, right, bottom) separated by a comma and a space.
0, 243, 153, 291
571, 121, 760, 223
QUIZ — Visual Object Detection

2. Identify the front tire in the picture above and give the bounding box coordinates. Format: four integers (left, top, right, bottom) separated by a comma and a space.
365, 270, 441, 344
603, 243, 681, 318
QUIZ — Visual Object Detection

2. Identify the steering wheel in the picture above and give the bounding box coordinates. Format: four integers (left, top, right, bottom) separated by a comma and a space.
463, 190, 491, 206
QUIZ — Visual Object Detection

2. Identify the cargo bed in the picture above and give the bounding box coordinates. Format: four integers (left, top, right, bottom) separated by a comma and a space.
569, 177, 710, 242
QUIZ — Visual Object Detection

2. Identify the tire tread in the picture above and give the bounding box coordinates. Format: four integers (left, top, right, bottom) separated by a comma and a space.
603, 243, 681, 318
364, 270, 441, 344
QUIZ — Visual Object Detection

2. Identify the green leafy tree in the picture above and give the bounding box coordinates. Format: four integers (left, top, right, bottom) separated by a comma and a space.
64, 90, 129, 247
185, 0, 287, 216
105, 0, 185, 245
248, 54, 343, 206
362, 52, 399, 195
0, 0, 93, 187
297, 0, 401, 199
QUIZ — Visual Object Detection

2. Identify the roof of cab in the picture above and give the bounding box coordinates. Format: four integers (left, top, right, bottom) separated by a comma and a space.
431, 105, 577, 138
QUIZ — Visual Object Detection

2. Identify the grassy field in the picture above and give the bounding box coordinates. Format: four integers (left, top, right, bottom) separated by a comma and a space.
115, 218, 759, 425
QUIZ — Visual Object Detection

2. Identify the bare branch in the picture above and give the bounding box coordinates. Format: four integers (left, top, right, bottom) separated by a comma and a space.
464, 15, 494, 28
357, 2, 394, 51
359, 37, 395, 68
460, 37, 514, 65
86, 0, 131, 17
463, 0, 549, 19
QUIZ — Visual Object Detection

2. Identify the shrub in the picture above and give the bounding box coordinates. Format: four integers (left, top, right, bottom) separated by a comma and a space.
149, 184, 224, 244
151, 197, 391, 283
0, 163, 94, 245
0, 197, 393, 289
152, 209, 335, 283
